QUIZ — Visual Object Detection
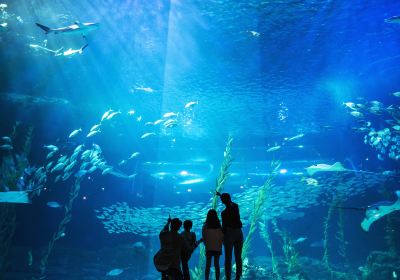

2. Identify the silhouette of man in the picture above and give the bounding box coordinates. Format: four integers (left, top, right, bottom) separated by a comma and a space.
155, 217, 184, 280
219, 193, 243, 280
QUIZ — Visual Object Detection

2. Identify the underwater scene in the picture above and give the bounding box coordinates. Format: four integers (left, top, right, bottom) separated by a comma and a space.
1, 0, 400, 279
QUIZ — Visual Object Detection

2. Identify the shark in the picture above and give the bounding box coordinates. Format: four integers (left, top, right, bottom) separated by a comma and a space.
35, 21, 99, 37
29, 44, 64, 55
55, 44, 88, 57
361, 190, 400, 232
305, 162, 347, 176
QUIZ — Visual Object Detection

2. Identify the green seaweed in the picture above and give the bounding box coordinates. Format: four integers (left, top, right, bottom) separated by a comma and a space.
39, 177, 82, 277
0, 204, 16, 278
259, 218, 281, 279
322, 198, 353, 279
242, 160, 280, 261
191, 135, 233, 280
271, 220, 300, 274
0, 123, 32, 278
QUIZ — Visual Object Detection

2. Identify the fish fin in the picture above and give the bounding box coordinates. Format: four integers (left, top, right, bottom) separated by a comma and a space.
331, 162, 345, 171
305, 167, 316, 176
81, 44, 88, 51
36, 23, 51, 34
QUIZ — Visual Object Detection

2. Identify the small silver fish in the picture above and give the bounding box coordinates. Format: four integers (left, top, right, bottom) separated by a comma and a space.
47, 201, 62, 208
68, 128, 82, 138
267, 145, 281, 152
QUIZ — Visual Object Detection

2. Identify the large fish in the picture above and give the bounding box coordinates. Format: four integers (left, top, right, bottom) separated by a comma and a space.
36, 21, 99, 37
305, 162, 347, 176
361, 190, 400, 232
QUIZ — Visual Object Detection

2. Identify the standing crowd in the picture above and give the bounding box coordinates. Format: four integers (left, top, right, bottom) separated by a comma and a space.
154, 193, 243, 280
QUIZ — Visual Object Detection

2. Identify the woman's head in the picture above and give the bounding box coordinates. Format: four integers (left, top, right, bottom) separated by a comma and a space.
205, 209, 221, 229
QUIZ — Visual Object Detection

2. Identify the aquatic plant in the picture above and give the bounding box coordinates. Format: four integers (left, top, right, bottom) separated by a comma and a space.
271, 219, 300, 275
192, 135, 233, 280
336, 200, 349, 266
242, 160, 281, 261
0, 204, 16, 277
385, 215, 398, 257
0, 123, 34, 277
259, 218, 281, 279
322, 198, 354, 280
211, 135, 233, 210
39, 177, 82, 277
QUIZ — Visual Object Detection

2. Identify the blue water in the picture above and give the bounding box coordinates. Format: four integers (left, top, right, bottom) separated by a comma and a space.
1, 0, 400, 279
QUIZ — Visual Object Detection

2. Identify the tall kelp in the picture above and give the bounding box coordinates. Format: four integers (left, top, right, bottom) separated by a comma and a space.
39, 176, 83, 277
322, 198, 356, 280
0, 123, 33, 277
191, 135, 233, 280
242, 160, 280, 262
259, 218, 281, 279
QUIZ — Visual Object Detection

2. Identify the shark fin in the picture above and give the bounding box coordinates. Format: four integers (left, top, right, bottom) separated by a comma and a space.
36, 23, 51, 34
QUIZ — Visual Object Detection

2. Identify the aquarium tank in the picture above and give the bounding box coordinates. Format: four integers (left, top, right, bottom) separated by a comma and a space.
0, 0, 399, 279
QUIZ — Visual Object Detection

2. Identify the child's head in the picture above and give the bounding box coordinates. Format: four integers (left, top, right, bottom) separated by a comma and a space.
183, 220, 193, 231
205, 209, 221, 229
170, 218, 182, 232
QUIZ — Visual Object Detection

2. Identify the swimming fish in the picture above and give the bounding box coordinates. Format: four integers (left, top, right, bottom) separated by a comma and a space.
106, 268, 124, 276
69, 128, 82, 138
101, 109, 113, 122
43, 145, 58, 152
106, 111, 121, 120
248, 30, 260, 37
141, 132, 155, 139
293, 237, 307, 244
392, 92, 400, 97
285, 133, 304, 141
129, 152, 140, 159
163, 112, 178, 118
266, 145, 281, 152
1, 136, 11, 143
57, 44, 88, 57
350, 111, 363, 118
47, 201, 62, 208
343, 102, 357, 110
134, 86, 154, 93
87, 130, 101, 138
361, 190, 400, 232
385, 16, 400, 24
0, 144, 13, 150
36, 22, 99, 37
305, 162, 347, 176
185, 101, 198, 109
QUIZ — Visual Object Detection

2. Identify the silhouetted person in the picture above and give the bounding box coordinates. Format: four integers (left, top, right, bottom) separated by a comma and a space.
219, 193, 243, 280
180, 220, 199, 280
202, 209, 224, 280
154, 217, 184, 280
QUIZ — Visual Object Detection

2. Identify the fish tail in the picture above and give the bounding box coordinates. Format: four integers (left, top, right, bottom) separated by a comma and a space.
36, 23, 51, 34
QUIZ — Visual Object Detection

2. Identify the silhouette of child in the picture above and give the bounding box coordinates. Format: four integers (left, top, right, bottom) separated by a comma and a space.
202, 209, 224, 280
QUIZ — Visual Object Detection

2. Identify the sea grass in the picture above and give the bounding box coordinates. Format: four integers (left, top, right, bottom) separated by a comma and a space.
191, 135, 233, 280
